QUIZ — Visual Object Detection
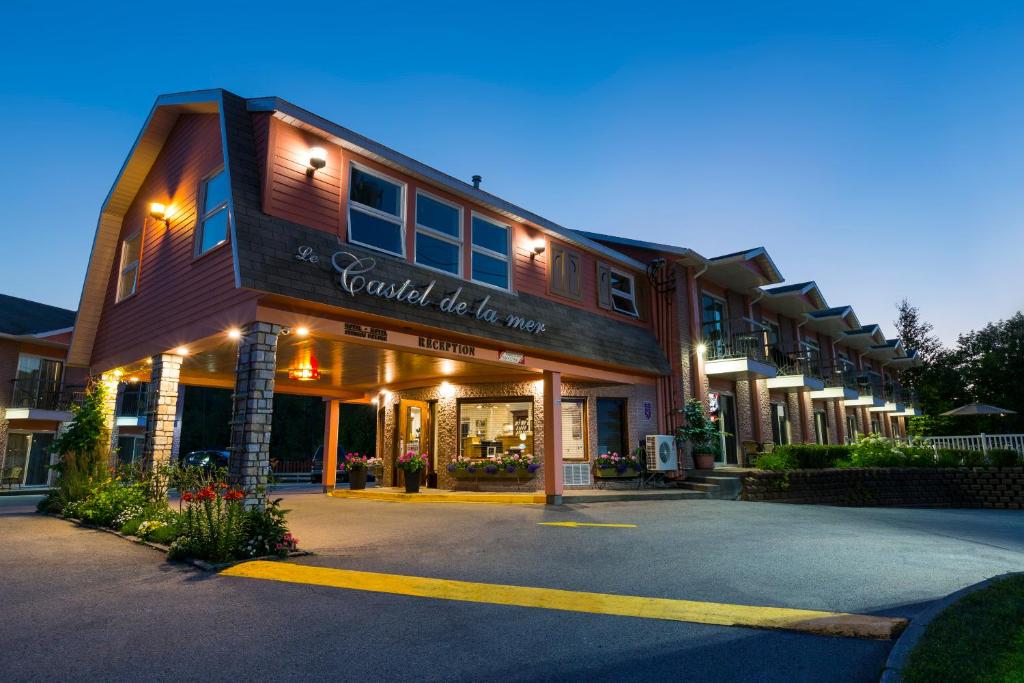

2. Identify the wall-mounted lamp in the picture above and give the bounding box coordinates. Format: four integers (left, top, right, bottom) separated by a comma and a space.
307, 147, 327, 175
530, 238, 546, 259
149, 202, 170, 225
173, 346, 189, 357
696, 343, 707, 357
227, 328, 241, 340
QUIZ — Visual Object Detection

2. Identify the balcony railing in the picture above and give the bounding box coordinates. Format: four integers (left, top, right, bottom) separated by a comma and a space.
821, 362, 859, 389
702, 320, 774, 364
855, 374, 883, 398
771, 344, 825, 379
118, 385, 149, 418
9, 379, 84, 412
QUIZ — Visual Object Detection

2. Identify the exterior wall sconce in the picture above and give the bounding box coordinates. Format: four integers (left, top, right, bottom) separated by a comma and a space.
307, 147, 327, 175
530, 238, 546, 259
696, 342, 707, 357
149, 202, 170, 225
288, 357, 320, 381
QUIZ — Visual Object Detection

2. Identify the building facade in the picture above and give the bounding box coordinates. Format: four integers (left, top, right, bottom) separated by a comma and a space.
67, 89, 920, 504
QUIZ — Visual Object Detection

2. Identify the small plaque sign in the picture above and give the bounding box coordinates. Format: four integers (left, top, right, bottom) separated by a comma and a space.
498, 350, 526, 364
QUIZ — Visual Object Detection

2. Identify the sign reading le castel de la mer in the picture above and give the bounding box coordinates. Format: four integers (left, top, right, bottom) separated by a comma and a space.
296, 246, 547, 335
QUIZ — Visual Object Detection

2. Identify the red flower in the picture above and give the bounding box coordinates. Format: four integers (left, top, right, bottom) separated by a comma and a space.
181, 492, 194, 502
197, 486, 216, 501
217, 482, 229, 489
224, 489, 244, 501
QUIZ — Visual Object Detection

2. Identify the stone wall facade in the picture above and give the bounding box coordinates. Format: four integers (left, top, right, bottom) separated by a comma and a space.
742, 468, 1024, 509
380, 380, 658, 491
141, 357, 181, 472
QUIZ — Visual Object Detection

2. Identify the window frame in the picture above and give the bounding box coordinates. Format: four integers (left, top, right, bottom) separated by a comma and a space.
413, 188, 463, 276
469, 211, 511, 291
194, 166, 231, 258
456, 396, 535, 458
347, 161, 407, 258
116, 230, 143, 302
608, 268, 639, 317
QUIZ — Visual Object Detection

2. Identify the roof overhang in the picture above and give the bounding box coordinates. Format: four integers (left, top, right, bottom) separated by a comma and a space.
0, 331, 70, 350
704, 247, 785, 292
575, 231, 708, 268
248, 97, 646, 273
68, 90, 227, 367
804, 306, 861, 337
760, 281, 828, 319
887, 350, 922, 368
867, 339, 905, 361
843, 324, 887, 351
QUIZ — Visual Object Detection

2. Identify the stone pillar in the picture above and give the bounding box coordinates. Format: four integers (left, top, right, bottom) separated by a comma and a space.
823, 400, 838, 445
100, 374, 119, 467
170, 383, 185, 463
229, 321, 280, 509
0, 407, 8, 477
786, 393, 803, 443
543, 370, 563, 505
323, 398, 340, 492
141, 355, 182, 475
833, 401, 847, 445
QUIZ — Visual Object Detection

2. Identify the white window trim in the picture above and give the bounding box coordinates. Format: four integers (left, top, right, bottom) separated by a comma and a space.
413, 188, 463, 276
195, 167, 229, 256
348, 161, 407, 258
470, 211, 511, 291
116, 231, 142, 302
608, 267, 638, 317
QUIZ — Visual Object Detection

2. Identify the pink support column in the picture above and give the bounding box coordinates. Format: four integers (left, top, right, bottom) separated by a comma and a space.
543, 370, 564, 505
323, 398, 340, 492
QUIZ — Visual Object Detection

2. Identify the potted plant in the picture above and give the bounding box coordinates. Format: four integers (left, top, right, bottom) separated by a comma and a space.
447, 454, 478, 479
677, 398, 723, 470
594, 451, 641, 477
397, 451, 428, 493
341, 452, 370, 490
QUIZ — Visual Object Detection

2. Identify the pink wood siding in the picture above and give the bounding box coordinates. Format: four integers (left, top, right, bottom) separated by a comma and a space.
90, 113, 257, 370
257, 116, 651, 329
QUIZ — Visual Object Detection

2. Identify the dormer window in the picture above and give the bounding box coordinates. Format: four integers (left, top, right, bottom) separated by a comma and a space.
348, 163, 405, 256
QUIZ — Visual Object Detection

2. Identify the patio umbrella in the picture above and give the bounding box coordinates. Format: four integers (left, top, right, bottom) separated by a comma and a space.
941, 402, 1018, 417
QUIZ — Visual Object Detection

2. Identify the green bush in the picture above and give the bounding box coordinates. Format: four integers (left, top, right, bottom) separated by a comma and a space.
119, 517, 143, 536
773, 444, 851, 469
987, 448, 1021, 467
754, 450, 799, 471
65, 477, 148, 527
936, 448, 973, 467
847, 434, 936, 468
963, 450, 986, 467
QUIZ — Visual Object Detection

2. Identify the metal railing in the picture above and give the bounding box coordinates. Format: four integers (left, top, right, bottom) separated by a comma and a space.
925, 434, 1024, 454
855, 374, 883, 398
821, 361, 859, 389
118, 385, 149, 417
772, 344, 824, 379
702, 319, 774, 364
9, 379, 84, 412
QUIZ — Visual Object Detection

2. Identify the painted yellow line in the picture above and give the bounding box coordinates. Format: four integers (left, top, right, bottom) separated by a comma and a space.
221, 561, 906, 640
538, 521, 637, 528
328, 490, 545, 505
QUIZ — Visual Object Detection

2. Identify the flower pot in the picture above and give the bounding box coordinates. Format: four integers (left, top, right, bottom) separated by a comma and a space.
403, 470, 421, 493
348, 468, 367, 490
695, 453, 716, 470
595, 466, 638, 478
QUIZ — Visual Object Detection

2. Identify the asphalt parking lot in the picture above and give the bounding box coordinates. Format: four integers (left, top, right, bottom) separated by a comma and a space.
2, 490, 1021, 682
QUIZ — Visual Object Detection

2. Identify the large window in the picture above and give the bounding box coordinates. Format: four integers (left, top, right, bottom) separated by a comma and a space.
196, 169, 229, 256
470, 213, 510, 289
349, 164, 406, 256
12, 355, 63, 409
561, 399, 587, 460
549, 243, 581, 299
116, 232, 142, 301
415, 191, 462, 274
458, 399, 533, 458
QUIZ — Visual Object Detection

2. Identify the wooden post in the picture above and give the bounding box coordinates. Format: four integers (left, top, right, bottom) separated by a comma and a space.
543, 370, 563, 505
323, 399, 340, 492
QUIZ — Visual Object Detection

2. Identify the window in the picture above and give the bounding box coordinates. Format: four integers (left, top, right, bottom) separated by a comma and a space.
349, 164, 406, 256
596, 398, 627, 456
196, 169, 229, 255
771, 403, 790, 445
13, 356, 63, 409
470, 214, 510, 289
415, 191, 462, 275
597, 264, 639, 316
116, 233, 142, 301
814, 411, 829, 445
458, 399, 533, 458
117, 435, 145, 465
549, 243, 582, 299
561, 399, 587, 460
846, 414, 858, 444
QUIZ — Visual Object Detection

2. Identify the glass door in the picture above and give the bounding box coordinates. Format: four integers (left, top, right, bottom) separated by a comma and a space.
814, 411, 829, 445
701, 295, 727, 357
396, 400, 431, 487
25, 433, 54, 486
3, 434, 31, 486
717, 394, 737, 465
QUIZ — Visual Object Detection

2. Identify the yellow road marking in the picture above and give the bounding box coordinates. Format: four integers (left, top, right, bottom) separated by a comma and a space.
221, 561, 906, 640
538, 521, 637, 528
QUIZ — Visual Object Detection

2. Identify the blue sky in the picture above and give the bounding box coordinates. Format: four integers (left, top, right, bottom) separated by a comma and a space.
2, 1, 1022, 344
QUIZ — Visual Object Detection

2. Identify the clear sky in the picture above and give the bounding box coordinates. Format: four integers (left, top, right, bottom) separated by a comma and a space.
2, 1, 1022, 344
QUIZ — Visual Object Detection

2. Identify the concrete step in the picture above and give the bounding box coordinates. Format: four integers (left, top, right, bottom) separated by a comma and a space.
677, 481, 720, 493
561, 489, 706, 503
681, 475, 742, 500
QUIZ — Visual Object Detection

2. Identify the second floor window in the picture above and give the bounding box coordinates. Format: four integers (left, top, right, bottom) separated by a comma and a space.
415, 191, 462, 275
116, 232, 141, 301
598, 264, 639, 316
349, 164, 405, 256
471, 214, 510, 289
197, 169, 229, 255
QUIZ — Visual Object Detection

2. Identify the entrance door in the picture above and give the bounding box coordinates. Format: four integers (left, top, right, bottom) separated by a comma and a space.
396, 400, 432, 488
716, 394, 737, 465
814, 411, 829, 445
3, 434, 30, 486
25, 433, 54, 486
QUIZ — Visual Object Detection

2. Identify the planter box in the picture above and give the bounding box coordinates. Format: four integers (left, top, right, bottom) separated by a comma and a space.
451, 467, 537, 479
595, 466, 639, 478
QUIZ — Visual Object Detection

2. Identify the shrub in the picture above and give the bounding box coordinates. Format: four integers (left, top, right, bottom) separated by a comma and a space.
754, 450, 799, 471
773, 444, 851, 469
68, 477, 148, 527
963, 450, 986, 467
936, 448, 973, 467
987, 448, 1021, 467
848, 434, 936, 468
168, 484, 247, 563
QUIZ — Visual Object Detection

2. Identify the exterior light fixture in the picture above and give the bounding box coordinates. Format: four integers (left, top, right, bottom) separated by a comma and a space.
307, 147, 327, 174
530, 238, 546, 258
174, 346, 189, 357
113, 369, 124, 378
149, 202, 170, 225
295, 326, 310, 338
696, 343, 707, 357
288, 357, 320, 381
227, 328, 241, 340
128, 376, 140, 383
439, 381, 456, 398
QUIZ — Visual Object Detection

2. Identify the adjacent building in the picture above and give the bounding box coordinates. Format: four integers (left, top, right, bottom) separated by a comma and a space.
63, 89, 921, 503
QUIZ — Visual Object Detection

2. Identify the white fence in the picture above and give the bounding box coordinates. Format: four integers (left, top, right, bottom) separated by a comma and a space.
924, 433, 1024, 453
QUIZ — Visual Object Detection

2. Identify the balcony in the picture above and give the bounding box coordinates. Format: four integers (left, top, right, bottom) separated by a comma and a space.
766, 344, 826, 392
701, 321, 777, 381
870, 382, 906, 414
809, 362, 860, 401
846, 374, 885, 408
6, 379, 84, 421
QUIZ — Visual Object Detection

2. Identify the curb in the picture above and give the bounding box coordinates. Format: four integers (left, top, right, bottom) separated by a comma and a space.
43, 512, 311, 572
879, 571, 1023, 682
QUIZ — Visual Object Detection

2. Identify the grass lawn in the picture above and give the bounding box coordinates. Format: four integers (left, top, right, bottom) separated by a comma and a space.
904, 574, 1024, 683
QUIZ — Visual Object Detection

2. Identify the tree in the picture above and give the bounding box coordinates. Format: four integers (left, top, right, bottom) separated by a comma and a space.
954, 312, 1024, 434
893, 298, 943, 398
40, 378, 112, 512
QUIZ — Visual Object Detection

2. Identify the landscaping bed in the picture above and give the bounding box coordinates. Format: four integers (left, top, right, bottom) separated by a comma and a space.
902, 574, 1024, 683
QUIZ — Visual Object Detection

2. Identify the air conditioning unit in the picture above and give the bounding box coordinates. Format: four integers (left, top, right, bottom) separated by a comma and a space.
645, 435, 678, 471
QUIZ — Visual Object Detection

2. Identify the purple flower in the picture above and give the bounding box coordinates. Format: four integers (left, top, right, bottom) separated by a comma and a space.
485, 465, 498, 474
447, 464, 456, 473
527, 463, 540, 473
467, 465, 477, 474
506, 464, 516, 473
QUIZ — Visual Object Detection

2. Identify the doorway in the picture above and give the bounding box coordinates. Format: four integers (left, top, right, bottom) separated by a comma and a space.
716, 394, 738, 465
3, 432, 54, 487
813, 411, 829, 445
395, 399, 433, 488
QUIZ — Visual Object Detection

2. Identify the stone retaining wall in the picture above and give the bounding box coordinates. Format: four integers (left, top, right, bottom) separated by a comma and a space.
742, 467, 1024, 509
